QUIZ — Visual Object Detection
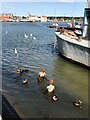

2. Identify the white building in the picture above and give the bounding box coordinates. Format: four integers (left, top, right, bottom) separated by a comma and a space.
40, 16, 47, 22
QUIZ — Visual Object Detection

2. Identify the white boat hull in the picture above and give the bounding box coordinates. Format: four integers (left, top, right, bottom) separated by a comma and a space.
55, 32, 90, 67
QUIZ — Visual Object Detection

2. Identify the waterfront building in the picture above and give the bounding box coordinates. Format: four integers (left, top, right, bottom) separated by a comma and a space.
40, 16, 47, 22
28, 15, 38, 22
0, 13, 14, 22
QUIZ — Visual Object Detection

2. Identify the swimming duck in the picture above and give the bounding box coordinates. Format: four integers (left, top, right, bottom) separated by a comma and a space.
16, 68, 29, 74
22, 79, 28, 84
52, 95, 58, 101
73, 100, 82, 107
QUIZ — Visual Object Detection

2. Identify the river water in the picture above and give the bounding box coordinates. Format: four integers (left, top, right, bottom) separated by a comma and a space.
2, 22, 88, 118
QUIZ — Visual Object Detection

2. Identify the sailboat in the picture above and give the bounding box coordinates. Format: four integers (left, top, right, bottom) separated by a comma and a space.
48, 9, 58, 28
48, 22, 58, 28
56, 17, 82, 34
55, 0, 90, 67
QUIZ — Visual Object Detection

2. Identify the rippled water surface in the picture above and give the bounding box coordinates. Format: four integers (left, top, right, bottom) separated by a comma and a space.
2, 22, 88, 118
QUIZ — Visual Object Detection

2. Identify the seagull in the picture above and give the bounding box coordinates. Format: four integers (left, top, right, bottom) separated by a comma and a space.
6, 31, 7, 34
14, 48, 18, 57
0, 115, 2, 120
33, 37, 36, 40
30, 34, 32, 37
24, 34, 28, 38
15, 48, 18, 54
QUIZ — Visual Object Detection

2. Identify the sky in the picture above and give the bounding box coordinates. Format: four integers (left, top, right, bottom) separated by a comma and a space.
0, 0, 87, 17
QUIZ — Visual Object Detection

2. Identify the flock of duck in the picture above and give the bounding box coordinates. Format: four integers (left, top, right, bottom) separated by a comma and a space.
15, 67, 83, 107
16, 68, 29, 84
10, 27, 83, 107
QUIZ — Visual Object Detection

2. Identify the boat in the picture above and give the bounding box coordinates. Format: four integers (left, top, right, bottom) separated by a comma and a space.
55, 0, 90, 67
48, 23, 58, 28
56, 19, 82, 33
67, 20, 82, 29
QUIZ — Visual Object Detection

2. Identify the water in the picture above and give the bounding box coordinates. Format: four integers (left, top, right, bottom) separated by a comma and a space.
2, 22, 88, 118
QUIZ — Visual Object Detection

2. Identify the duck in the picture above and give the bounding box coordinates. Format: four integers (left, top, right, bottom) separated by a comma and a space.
52, 95, 58, 101
73, 100, 82, 107
22, 79, 28, 84
16, 68, 23, 73
16, 68, 29, 74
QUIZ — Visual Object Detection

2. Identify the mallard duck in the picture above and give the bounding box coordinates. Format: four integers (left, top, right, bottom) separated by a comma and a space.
73, 100, 82, 107
16, 68, 23, 73
52, 95, 58, 101
16, 68, 29, 74
22, 79, 28, 84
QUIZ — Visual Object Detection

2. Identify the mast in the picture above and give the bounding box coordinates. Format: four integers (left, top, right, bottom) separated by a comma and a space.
71, 17, 75, 28
86, 0, 89, 8
82, 0, 90, 38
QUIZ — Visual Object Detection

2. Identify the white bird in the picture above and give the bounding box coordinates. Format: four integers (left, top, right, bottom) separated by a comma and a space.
30, 34, 32, 37
15, 48, 18, 54
0, 115, 2, 120
54, 42, 56, 49
24, 34, 28, 38
33, 37, 36, 40
6, 31, 7, 34
15, 48, 18, 57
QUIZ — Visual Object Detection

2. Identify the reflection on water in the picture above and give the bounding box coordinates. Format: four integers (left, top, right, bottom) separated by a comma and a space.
2, 22, 88, 118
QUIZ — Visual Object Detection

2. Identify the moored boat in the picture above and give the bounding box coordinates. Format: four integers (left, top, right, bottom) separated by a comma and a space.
55, 0, 90, 68
48, 23, 58, 28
